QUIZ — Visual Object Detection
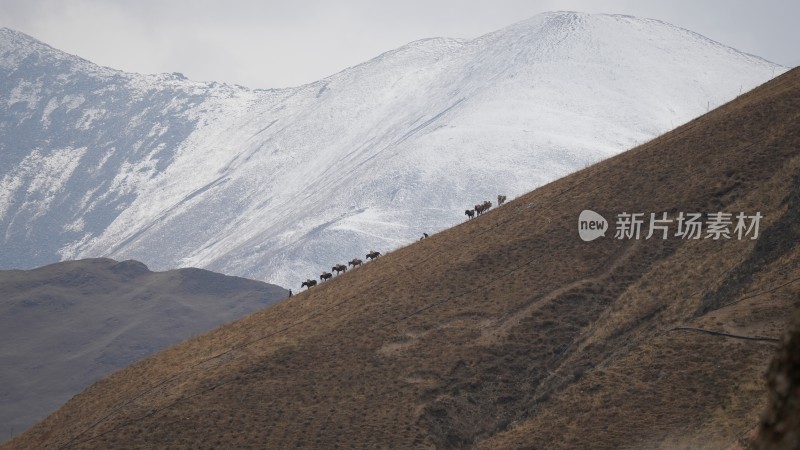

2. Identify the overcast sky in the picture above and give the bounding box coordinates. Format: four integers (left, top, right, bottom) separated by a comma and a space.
1, 0, 797, 89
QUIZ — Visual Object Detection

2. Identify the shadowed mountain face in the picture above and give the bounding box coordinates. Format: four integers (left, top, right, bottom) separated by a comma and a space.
6, 70, 800, 449
0, 12, 785, 289
0, 259, 286, 442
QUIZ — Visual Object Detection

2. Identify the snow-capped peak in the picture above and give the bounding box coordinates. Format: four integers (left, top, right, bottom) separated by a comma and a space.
0, 13, 786, 288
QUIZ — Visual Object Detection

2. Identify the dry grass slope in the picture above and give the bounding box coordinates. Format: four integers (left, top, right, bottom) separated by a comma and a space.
6, 68, 800, 449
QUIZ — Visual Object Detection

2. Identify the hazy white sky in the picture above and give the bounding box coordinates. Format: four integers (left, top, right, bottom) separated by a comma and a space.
1, 0, 797, 89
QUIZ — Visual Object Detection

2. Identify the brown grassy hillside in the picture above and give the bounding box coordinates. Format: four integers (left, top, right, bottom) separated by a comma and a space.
6, 68, 800, 450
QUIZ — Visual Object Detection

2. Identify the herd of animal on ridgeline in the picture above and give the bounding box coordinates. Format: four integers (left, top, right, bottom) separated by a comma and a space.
299, 194, 507, 290
300, 250, 382, 289
465, 194, 506, 220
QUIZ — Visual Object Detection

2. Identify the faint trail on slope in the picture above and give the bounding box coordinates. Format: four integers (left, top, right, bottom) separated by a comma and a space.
394, 97, 466, 146
478, 238, 642, 344
669, 327, 780, 343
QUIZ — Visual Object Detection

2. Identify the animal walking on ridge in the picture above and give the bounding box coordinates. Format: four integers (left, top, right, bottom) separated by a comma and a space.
349, 258, 363, 268
497, 194, 507, 206
475, 200, 492, 216
465, 209, 475, 220
332, 264, 347, 275
301, 279, 317, 289
366, 250, 381, 260
320, 271, 332, 282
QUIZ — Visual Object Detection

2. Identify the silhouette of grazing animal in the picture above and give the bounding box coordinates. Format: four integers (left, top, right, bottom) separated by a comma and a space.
366, 250, 381, 260
301, 279, 317, 289
332, 264, 347, 275
349, 258, 363, 268
465, 209, 475, 219
320, 271, 332, 282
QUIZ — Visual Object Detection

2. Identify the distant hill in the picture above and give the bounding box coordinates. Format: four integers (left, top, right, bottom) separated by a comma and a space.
0, 12, 785, 289
7, 67, 798, 449
0, 258, 286, 442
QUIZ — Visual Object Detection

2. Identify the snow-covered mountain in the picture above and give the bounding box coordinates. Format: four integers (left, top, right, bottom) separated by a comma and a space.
0, 12, 784, 288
